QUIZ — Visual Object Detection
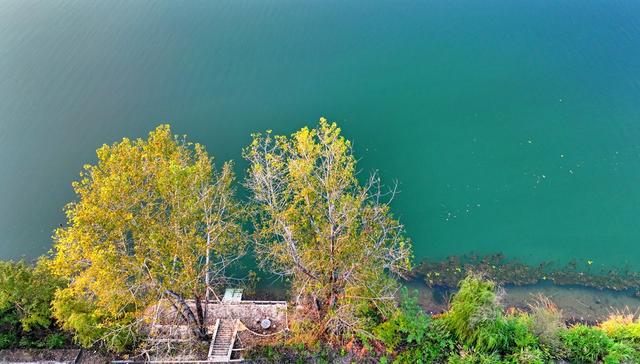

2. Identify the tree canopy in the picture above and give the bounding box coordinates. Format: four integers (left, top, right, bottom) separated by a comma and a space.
243, 118, 412, 338
50, 125, 246, 351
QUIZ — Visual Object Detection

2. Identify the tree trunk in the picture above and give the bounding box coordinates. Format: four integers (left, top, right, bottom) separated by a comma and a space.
195, 292, 206, 331
205, 230, 211, 302
165, 290, 208, 340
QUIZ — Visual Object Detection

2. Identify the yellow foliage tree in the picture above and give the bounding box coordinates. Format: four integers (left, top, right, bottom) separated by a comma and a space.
243, 118, 413, 339
50, 125, 245, 351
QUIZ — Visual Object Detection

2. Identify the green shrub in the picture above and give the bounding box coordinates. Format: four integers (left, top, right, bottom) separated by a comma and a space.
375, 288, 430, 350
0, 259, 68, 349
0, 303, 21, 349
447, 350, 505, 363
444, 273, 501, 348
0, 331, 18, 349
604, 342, 636, 364
392, 320, 455, 363
18, 335, 34, 348
475, 314, 539, 355
562, 325, 613, 363
506, 347, 545, 364
45, 332, 67, 349
443, 272, 541, 359
0, 259, 64, 331
245, 343, 337, 363
374, 288, 455, 363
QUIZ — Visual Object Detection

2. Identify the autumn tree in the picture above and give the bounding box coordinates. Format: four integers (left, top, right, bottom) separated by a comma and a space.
243, 118, 412, 338
50, 125, 246, 351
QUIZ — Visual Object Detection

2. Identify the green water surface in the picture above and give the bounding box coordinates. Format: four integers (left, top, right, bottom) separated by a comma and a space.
1, 1, 640, 269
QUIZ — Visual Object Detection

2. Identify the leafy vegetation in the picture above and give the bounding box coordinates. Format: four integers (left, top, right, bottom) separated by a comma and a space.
370, 273, 640, 363
528, 294, 566, 358
2, 122, 640, 362
600, 313, 640, 353
246, 342, 341, 364
0, 260, 68, 349
436, 274, 544, 361
244, 119, 412, 339
561, 324, 613, 362
374, 288, 454, 363
444, 273, 502, 348
49, 125, 246, 351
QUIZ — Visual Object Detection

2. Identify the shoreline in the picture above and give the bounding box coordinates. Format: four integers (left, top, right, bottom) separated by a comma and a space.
406, 276, 640, 324
413, 253, 640, 294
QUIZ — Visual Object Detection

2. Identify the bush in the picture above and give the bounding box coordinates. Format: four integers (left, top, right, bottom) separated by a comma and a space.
0, 307, 20, 347
444, 273, 501, 348
475, 314, 539, 355
374, 288, 455, 363
604, 342, 636, 364
562, 325, 613, 363
434, 272, 553, 363
0, 259, 68, 349
0, 259, 64, 331
600, 313, 640, 350
245, 343, 337, 363
506, 347, 545, 364
389, 320, 455, 363
446, 351, 504, 364
0, 332, 18, 350
45, 332, 67, 349
528, 294, 566, 358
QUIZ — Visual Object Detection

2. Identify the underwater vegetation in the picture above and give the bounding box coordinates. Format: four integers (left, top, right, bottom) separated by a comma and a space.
415, 254, 640, 295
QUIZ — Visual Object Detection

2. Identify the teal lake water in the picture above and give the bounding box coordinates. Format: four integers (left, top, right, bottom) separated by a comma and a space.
1, 1, 640, 270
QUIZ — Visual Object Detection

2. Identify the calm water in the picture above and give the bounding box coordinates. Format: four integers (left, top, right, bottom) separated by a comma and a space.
1, 1, 640, 270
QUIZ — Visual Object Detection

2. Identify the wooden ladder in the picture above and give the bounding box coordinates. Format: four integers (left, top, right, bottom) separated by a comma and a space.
208, 318, 238, 362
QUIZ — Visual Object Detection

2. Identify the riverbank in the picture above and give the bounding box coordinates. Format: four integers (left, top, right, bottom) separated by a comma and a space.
415, 254, 640, 294
409, 254, 640, 323
252, 254, 640, 323
407, 280, 640, 324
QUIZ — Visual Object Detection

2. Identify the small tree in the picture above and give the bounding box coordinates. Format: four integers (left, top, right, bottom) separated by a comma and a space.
50, 125, 246, 351
243, 118, 412, 338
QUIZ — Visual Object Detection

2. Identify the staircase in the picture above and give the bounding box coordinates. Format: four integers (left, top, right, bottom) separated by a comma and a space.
208, 319, 238, 362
